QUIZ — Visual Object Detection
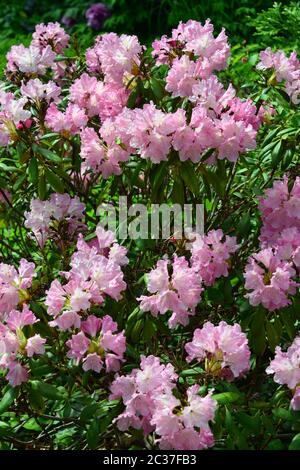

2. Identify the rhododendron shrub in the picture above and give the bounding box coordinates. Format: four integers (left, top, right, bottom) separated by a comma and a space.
0, 19, 300, 451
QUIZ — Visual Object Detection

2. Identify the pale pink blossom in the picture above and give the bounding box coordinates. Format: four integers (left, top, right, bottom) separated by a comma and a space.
185, 321, 251, 379
86, 33, 143, 85
25, 334, 46, 357
6, 44, 56, 75
45, 102, 88, 135
32, 22, 69, 53
267, 337, 300, 410
190, 229, 239, 286
21, 78, 61, 104
139, 256, 203, 328
24, 193, 86, 247
66, 314, 125, 372
244, 248, 298, 311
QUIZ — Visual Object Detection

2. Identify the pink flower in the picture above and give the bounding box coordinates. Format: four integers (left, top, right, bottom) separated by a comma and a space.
266, 337, 300, 389
291, 388, 300, 411
244, 248, 297, 311
80, 127, 124, 178
185, 321, 251, 379
257, 48, 300, 82
6, 362, 29, 387
66, 314, 125, 372
70, 287, 91, 312
45, 103, 88, 135
267, 337, 300, 410
86, 33, 142, 85
0, 308, 46, 386
66, 331, 90, 361
21, 79, 61, 104
190, 229, 239, 286
32, 22, 70, 53
70, 73, 128, 120
257, 48, 300, 103
6, 44, 56, 75
25, 193, 86, 247
81, 315, 102, 337
110, 356, 178, 435
0, 259, 35, 318
45, 230, 127, 329
139, 255, 203, 328
25, 334, 46, 357
6, 305, 37, 330
83, 353, 103, 372
152, 19, 229, 76
110, 356, 217, 449
259, 177, 300, 247
166, 56, 198, 98
0, 91, 31, 147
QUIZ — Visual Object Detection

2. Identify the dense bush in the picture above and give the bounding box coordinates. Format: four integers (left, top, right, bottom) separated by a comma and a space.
1, 13, 300, 451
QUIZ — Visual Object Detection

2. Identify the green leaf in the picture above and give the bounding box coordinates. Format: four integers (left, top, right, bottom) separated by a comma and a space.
150, 161, 168, 202
143, 317, 157, 343
265, 320, 279, 352
180, 367, 204, 377
272, 408, 298, 422
32, 144, 61, 163
126, 88, 138, 108
28, 387, 44, 411
0, 387, 18, 414
236, 213, 251, 238
45, 168, 64, 193
213, 392, 242, 404
170, 177, 185, 205
31, 381, 66, 401
266, 439, 284, 450
28, 157, 39, 184
181, 161, 199, 196
251, 309, 266, 355
23, 418, 42, 431
86, 418, 100, 449
130, 318, 144, 343
150, 77, 165, 100
280, 310, 296, 340
80, 403, 99, 423
289, 433, 300, 450
38, 172, 47, 200
271, 140, 284, 167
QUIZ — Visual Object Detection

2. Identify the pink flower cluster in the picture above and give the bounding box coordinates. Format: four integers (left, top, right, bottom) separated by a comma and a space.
259, 177, 300, 247
0, 305, 46, 386
66, 314, 125, 373
0, 90, 31, 146
21, 78, 61, 104
24, 193, 86, 247
190, 229, 239, 286
257, 48, 300, 104
244, 248, 297, 311
80, 121, 131, 178
0, 259, 35, 319
138, 256, 202, 328
245, 177, 300, 311
266, 336, 300, 411
86, 33, 143, 85
152, 19, 230, 76
110, 355, 217, 450
185, 321, 251, 380
45, 103, 88, 135
70, 73, 128, 121
32, 22, 70, 54
6, 22, 69, 78
45, 226, 127, 330
6, 44, 56, 75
